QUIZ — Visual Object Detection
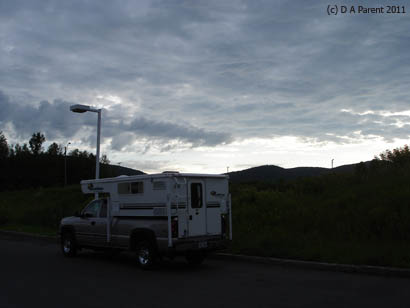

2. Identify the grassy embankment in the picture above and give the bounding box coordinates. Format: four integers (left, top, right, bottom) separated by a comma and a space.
231, 165, 410, 268
1, 158, 410, 268
0, 185, 91, 235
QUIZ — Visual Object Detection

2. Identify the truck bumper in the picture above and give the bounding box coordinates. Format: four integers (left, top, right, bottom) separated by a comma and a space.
159, 236, 229, 255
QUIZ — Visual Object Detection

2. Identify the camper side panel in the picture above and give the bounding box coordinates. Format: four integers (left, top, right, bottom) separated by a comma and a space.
111, 178, 171, 217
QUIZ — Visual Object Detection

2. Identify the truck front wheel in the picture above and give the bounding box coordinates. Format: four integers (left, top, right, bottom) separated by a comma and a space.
61, 232, 77, 257
136, 240, 158, 269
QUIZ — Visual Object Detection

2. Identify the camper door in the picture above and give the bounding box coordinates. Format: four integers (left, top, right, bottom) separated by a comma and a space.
188, 180, 206, 237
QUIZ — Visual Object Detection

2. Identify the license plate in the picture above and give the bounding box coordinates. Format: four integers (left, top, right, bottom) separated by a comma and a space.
198, 241, 208, 249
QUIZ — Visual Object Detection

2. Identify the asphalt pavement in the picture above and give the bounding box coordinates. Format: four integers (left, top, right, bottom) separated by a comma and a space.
1, 235, 410, 308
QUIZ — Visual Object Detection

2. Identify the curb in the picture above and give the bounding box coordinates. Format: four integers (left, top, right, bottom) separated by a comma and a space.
213, 253, 410, 278
2, 229, 410, 277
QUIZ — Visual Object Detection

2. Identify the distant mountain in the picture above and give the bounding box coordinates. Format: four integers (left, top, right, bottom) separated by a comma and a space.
227, 162, 368, 183
101, 164, 145, 178
105, 161, 364, 183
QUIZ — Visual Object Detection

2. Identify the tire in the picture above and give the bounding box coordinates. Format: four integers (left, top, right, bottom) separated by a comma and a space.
136, 240, 158, 269
61, 232, 77, 257
186, 251, 205, 266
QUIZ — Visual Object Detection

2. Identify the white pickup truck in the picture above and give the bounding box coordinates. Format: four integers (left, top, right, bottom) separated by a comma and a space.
59, 172, 232, 268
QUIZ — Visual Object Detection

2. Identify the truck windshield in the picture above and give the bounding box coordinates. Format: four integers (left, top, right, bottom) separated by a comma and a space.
83, 200, 101, 217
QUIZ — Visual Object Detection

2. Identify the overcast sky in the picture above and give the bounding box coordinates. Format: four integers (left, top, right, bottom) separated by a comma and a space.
1, 0, 410, 173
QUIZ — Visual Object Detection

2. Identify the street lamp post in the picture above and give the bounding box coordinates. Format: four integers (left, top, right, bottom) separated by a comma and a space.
64, 141, 71, 187
70, 104, 102, 199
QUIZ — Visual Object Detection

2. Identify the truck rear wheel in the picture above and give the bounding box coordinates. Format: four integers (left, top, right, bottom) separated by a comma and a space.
136, 240, 158, 269
61, 232, 77, 257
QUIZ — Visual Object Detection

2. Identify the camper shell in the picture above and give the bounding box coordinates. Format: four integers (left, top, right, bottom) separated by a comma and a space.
60, 172, 232, 267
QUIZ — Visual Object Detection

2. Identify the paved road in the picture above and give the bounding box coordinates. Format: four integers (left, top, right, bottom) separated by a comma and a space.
1, 236, 410, 308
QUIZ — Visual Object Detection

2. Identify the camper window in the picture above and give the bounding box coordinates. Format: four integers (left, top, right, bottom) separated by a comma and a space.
191, 183, 203, 208
131, 182, 143, 194
118, 182, 144, 194
118, 183, 129, 194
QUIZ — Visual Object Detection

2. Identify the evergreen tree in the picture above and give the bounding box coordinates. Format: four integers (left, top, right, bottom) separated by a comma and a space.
29, 132, 46, 155
47, 142, 63, 156
0, 131, 9, 159
14, 143, 31, 156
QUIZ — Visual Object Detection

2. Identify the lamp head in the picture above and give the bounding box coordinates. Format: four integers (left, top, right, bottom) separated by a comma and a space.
70, 104, 91, 113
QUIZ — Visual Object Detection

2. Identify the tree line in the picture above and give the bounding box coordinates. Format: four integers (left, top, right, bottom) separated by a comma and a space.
0, 131, 112, 191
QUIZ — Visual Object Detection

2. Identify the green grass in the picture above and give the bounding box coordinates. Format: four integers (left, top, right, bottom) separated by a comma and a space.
0, 185, 92, 235
229, 167, 410, 269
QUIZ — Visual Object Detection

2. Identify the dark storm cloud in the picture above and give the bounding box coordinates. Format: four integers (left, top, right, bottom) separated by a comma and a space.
1, 0, 410, 146
126, 117, 231, 146
0, 90, 231, 148
0, 91, 89, 140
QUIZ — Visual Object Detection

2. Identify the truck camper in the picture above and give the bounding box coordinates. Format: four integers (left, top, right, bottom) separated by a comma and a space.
59, 172, 232, 268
